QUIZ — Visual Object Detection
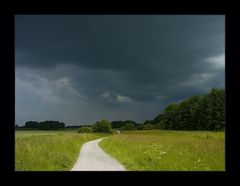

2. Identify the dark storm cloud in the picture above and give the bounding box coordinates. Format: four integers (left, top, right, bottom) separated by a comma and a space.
15, 15, 225, 125
15, 15, 224, 69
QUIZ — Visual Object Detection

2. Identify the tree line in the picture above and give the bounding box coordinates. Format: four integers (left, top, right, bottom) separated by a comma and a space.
16, 88, 225, 132
151, 88, 225, 131
109, 88, 225, 131
17, 120, 65, 130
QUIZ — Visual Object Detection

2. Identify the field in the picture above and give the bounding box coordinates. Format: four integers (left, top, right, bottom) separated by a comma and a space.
16, 130, 225, 171
15, 131, 108, 171
99, 130, 225, 171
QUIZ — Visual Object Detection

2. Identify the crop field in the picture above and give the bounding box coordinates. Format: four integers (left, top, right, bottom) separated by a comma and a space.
15, 131, 108, 171
99, 130, 225, 171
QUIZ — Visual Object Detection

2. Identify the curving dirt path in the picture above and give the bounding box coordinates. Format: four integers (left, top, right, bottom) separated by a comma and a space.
71, 138, 126, 171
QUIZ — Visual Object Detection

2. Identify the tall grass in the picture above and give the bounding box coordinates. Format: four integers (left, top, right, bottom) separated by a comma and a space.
15, 132, 107, 171
99, 130, 225, 171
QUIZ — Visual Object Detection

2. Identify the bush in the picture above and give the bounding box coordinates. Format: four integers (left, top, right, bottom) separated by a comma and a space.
92, 120, 112, 133
77, 127, 93, 133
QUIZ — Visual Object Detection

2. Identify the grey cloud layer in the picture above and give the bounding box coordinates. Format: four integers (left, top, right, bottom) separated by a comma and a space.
15, 15, 225, 125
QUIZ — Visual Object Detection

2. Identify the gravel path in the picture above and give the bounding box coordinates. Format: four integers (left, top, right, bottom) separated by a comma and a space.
71, 138, 126, 171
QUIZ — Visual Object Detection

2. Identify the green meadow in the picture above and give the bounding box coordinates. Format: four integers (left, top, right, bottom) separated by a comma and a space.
15, 131, 108, 171
15, 130, 225, 171
99, 130, 225, 171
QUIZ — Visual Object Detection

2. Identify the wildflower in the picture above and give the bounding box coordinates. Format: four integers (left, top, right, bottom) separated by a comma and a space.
159, 151, 167, 155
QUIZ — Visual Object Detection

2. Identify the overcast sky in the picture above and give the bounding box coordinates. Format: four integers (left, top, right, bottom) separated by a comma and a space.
15, 15, 225, 125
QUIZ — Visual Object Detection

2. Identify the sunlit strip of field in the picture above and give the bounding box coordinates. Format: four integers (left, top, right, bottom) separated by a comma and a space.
100, 130, 225, 171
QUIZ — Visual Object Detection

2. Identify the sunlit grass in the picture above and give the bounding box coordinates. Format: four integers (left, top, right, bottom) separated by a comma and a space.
100, 130, 225, 171
15, 131, 108, 171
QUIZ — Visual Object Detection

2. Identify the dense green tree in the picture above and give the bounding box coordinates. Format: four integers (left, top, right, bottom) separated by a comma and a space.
111, 121, 125, 129
158, 88, 225, 131
162, 103, 179, 129
159, 121, 167, 129
196, 88, 225, 130
176, 95, 203, 130
92, 119, 112, 133
152, 114, 164, 124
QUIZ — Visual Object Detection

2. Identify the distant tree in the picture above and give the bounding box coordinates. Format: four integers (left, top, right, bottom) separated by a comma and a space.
65, 125, 81, 130
143, 123, 154, 130
158, 121, 167, 130
153, 123, 160, 129
92, 119, 112, 133
136, 124, 144, 130
111, 121, 125, 129
77, 127, 93, 133
162, 103, 179, 130
24, 120, 65, 130
25, 121, 39, 128
38, 121, 65, 130
196, 88, 225, 130
120, 123, 135, 131
176, 95, 203, 130
111, 120, 137, 129
152, 114, 164, 125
